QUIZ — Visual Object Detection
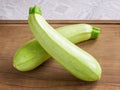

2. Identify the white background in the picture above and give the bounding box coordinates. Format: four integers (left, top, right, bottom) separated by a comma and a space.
0, 0, 120, 20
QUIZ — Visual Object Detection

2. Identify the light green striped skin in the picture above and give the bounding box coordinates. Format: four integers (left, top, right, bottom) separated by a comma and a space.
13, 24, 97, 72
27, 6, 102, 81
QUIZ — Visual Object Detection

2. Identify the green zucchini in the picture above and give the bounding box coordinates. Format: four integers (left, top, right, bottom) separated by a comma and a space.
27, 6, 101, 81
13, 24, 100, 72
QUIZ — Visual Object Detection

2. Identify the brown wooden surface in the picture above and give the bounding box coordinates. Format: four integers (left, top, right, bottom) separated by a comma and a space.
0, 20, 120, 90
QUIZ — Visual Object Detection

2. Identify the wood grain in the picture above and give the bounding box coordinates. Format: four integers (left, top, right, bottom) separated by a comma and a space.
0, 20, 120, 90
1, 20, 120, 24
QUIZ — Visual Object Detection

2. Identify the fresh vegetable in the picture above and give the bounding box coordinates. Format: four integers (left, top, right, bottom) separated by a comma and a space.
27, 6, 102, 81
13, 24, 100, 72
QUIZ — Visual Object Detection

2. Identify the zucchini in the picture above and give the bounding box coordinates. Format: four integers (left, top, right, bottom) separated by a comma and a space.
13, 24, 100, 72
27, 6, 101, 81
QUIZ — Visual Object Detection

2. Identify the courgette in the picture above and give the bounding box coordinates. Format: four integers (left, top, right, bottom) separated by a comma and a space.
27, 6, 102, 81
13, 24, 100, 72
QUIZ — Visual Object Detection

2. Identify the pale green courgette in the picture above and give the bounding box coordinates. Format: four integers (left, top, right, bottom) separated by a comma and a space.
13, 24, 100, 72
28, 6, 102, 81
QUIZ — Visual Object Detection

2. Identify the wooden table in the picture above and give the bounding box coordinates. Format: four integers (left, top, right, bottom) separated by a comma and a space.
0, 20, 120, 90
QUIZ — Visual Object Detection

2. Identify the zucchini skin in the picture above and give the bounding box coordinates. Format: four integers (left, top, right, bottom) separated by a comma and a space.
27, 6, 102, 81
13, 24, 99, 72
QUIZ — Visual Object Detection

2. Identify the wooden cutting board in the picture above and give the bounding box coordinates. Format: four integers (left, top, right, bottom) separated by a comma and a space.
0, 20, 120, 90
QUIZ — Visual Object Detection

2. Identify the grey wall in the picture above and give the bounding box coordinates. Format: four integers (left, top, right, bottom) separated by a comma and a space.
0, 0, 120, 20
